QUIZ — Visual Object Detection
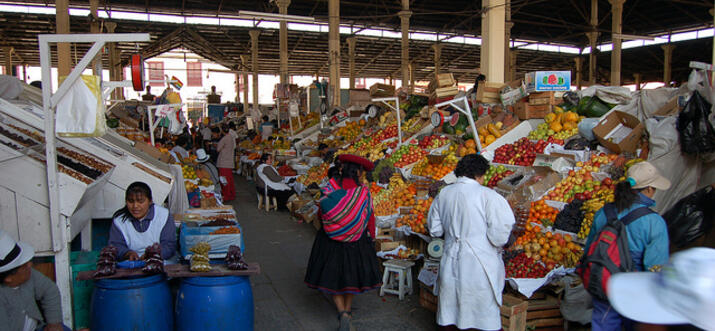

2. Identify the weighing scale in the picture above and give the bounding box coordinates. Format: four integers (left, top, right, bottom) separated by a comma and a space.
424, 238, 444, 270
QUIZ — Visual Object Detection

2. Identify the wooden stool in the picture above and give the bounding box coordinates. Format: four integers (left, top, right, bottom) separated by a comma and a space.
380, 259, 415, 300
257, 192, 277, 212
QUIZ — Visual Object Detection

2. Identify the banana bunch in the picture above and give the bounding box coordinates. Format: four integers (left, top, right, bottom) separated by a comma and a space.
578, 189, 615, 239
562, 249, 581, 268
389, 173, 405, 188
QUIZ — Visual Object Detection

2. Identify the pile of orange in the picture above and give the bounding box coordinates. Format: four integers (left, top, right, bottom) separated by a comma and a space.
528, 199, 559, 227
334, 121, 363, 142
412, 159, 457, 180
513, 225, 581, 267
395, 196, 433, 234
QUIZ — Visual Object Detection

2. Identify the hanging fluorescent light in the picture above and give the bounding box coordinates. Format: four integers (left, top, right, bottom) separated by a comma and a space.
237, 10, 315, 23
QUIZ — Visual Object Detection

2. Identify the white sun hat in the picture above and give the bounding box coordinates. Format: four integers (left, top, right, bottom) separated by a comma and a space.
195, 148, 210, 163
0, 230, 35, 273
607, 247, 715, 330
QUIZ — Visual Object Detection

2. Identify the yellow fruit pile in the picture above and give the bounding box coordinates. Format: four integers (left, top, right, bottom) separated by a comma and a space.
477, 122, 503, 147
578, 188, 615, 239
182, 165, 197, 179
514, 226, 582, 267
456, 139, 479, 157
334, 121, 363, 142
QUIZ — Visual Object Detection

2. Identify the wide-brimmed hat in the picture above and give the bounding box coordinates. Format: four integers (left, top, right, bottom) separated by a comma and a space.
627, 161, 670, 190
608, 247, 715, 330
337, 154, 374, 171
0, 231, 34, 273
195, 148, 210, 163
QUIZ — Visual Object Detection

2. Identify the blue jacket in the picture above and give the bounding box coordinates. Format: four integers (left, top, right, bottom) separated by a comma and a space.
584, 193, 669, 271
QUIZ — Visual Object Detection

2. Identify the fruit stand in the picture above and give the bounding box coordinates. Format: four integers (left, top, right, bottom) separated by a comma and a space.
269, 72, 713, 331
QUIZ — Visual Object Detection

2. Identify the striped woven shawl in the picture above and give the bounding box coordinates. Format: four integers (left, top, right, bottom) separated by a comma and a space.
320, 178, 341, 196
319, 185, 372, 242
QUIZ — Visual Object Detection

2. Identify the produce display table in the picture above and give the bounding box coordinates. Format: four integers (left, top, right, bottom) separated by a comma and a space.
76, 262, 261, 280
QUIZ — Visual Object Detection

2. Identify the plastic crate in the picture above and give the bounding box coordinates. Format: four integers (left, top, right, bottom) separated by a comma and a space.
70, 250, 100, 330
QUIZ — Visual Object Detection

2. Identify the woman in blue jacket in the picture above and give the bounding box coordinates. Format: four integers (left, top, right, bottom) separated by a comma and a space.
584, 161, 671, 331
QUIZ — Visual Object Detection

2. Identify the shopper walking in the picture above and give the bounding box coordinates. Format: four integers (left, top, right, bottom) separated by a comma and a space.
582, 161, 671, 331
427, 154, 515, 331
305, 155, 381, 331
216, 124, 236, 202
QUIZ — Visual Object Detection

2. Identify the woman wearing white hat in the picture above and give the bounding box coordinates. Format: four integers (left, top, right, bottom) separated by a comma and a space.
0, 231, 68, 331
196, 148, 222, 196
582, 161, 671, 331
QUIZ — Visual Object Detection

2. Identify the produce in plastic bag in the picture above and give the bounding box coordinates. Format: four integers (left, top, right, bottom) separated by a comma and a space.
564, 137, 590, 151
574, 96, 613, 118
677, 91, 715, 155
663, 186, 715, 248
190, 242, 212, 272
225, 245, 248, 270
142, 243, 164, 274
94, 245, 118, 277
56, 75, 107, 137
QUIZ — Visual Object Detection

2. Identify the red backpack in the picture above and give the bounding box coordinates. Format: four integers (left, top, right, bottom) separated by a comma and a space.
577, 203, 655, 301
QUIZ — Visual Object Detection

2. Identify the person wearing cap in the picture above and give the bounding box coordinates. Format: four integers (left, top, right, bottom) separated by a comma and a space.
0, 231, 69, 331
608, 247, 715, 331
583, 161, 671, 331
255, 153, 293, 210
196, 148, 222, 196
427, 154, 516, 331
108, 181, 177, 263
305, 154, 381, 331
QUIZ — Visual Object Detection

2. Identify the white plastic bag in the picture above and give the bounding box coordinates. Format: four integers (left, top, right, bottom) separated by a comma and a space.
56, 75, 106, 137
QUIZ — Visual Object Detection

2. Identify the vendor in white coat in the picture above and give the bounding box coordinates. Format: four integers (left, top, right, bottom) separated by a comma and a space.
427, 154, 515, 331
108, 181, 177, 262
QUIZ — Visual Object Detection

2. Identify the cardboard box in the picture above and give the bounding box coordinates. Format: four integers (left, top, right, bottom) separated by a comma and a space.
525, 71, 571, 92
369, 83, 395, 97
592, 111, 644, 153
134, 141, 171, 163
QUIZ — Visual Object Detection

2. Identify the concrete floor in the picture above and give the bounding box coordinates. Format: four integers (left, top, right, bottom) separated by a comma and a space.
229, 176, 437, 331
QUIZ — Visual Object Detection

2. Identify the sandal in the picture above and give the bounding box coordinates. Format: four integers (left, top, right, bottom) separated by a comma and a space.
338, 311, 351, 331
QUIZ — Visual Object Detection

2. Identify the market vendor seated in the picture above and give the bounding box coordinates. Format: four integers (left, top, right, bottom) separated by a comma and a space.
109, 182, 177, 262
0, 231, 70, 331
196, 148, 221, 196
255, 153, 294, 211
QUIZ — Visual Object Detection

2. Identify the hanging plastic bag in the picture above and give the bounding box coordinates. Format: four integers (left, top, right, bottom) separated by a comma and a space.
56, 75, 106, 137
677, 90, 715, 155
663, 186, 715, 248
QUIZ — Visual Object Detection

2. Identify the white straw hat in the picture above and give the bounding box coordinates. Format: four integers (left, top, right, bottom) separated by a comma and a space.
195, 148, 210, 163
0, 230, 34, 273
608, 247, 715, 330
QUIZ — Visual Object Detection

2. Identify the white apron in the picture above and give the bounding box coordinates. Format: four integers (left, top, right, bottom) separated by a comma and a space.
256, 164, 291, 191
113, 205, 173, 261
427, 177, 516, 330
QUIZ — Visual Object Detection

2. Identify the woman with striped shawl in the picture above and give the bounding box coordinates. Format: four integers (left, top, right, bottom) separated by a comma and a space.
305, 154, 382, 331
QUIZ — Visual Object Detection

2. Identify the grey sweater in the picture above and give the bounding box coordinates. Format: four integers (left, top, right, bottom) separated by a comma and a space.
0, 269, 63, 331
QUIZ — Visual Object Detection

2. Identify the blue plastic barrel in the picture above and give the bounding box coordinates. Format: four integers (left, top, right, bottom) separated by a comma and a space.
175, 276, 254, 331
90, 274, 173, 331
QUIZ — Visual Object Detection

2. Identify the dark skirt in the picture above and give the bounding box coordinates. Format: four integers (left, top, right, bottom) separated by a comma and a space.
304, 229, 382, 295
